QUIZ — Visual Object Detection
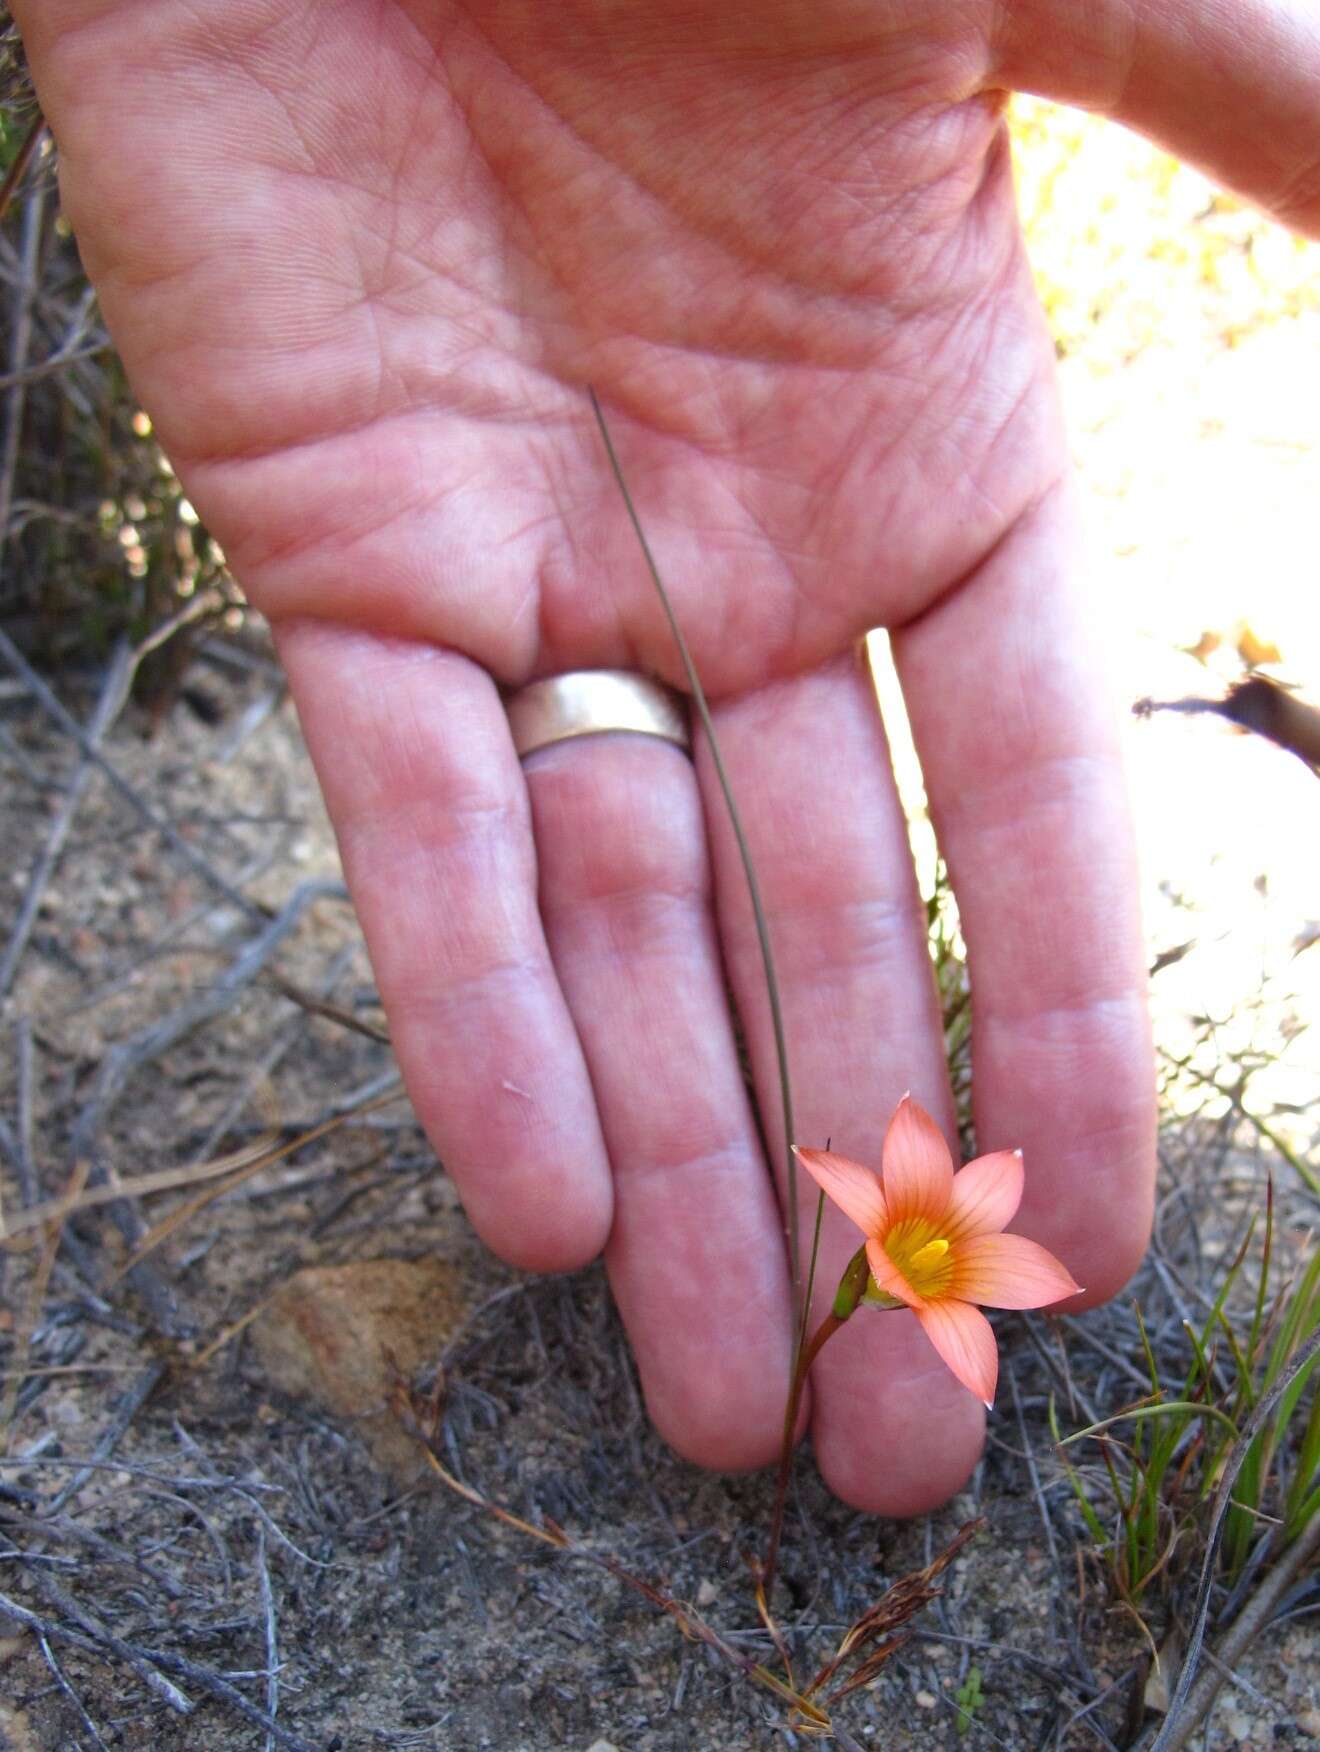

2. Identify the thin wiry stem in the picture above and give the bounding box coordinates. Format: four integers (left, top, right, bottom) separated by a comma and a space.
588, 388, 801, 1312
798, 1185, 830, 1360
761, 1308, 845, 1597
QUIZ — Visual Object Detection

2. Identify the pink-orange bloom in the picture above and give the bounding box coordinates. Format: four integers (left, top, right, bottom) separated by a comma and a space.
794, 1096, 1081, 1407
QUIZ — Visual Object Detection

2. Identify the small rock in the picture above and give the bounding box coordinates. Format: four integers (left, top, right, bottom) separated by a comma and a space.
695, 1579, 719, 1608
1295, 1705, 1320, 1741
585, 1741, 622, 1752
1220, 1705, 1253, 1744
250, 1257, 471, 1485
0, 1701, 38, 1752
915, 1689, 937, 1709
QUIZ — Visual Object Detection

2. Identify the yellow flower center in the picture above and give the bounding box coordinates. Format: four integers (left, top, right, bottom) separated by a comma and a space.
910, 1237, 950, 1272
884, 1218, 955, 1299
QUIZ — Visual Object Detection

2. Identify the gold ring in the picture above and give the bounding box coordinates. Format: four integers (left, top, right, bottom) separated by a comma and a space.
505, 670, 691, 759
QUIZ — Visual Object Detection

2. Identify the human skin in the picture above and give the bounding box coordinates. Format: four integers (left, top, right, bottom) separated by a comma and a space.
14, 1, 1319, 1513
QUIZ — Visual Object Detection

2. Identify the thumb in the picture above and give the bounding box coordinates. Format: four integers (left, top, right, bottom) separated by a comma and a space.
994, 0, 1320, 235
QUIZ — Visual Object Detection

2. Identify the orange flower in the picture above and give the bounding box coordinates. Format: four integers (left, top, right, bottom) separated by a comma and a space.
794, 1095, 1081, 1407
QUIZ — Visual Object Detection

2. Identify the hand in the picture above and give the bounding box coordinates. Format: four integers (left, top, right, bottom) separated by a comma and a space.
18, 0, 1318, 1511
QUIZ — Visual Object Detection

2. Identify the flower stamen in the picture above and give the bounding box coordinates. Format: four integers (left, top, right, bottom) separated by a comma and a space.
909, 1237, 949, 1272
892, 1228, 954, 1297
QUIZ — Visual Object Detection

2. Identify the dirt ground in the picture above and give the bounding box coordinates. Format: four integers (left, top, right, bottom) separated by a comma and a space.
1, 101, 1318, 1752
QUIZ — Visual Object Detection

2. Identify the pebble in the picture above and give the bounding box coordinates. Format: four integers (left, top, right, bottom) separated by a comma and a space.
250, 1256, 472, 1484
1219, 1705, 1254, 1743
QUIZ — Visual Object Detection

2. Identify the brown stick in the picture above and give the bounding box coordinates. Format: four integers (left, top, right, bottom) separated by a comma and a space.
1134, 677, 1320, 774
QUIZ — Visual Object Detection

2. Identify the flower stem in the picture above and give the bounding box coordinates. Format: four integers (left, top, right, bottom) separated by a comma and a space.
760, 1310, 845, 1598
588, 389, 801, 1305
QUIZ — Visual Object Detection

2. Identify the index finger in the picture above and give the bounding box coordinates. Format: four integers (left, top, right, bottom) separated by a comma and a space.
995, 0, 1320, 237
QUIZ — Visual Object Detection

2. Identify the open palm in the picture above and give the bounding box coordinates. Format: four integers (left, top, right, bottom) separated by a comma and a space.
20, 0, 1320, 1511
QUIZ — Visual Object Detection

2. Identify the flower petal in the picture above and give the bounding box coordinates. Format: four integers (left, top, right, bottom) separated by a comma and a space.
866, 1236, 922, 1309
880, 1095, 954, 1229
945, 1150, 1024, 1242
793, 1147, 887, 1240
914, 1299, 999, 1407
951, 1233, 1083, 1310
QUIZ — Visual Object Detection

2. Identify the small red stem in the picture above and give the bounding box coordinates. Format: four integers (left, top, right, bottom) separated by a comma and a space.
760, 1311, 844, 1599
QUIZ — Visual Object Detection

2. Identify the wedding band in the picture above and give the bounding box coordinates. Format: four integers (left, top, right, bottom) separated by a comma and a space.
506, 670, 691, 759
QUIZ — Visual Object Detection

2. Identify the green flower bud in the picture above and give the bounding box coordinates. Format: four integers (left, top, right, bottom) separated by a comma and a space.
832, 1245, 871, 1320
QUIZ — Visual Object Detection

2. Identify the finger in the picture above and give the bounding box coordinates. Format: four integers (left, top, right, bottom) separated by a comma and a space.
274, 619, 612, 1271
893, 479, 1156, 1307
525, 732, 794, 1471
704, 651, 987, 1516
994, 0, 1320, 235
